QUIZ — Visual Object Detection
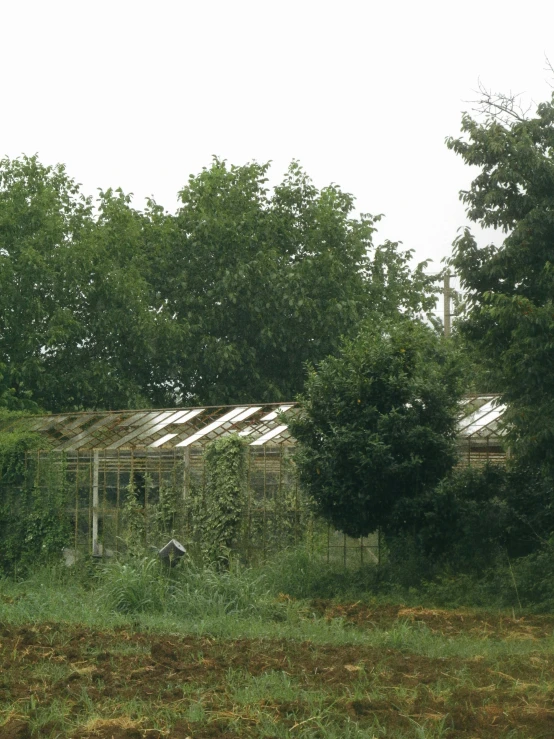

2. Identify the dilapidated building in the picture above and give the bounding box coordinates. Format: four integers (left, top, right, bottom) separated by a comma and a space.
0, 395, 506, 565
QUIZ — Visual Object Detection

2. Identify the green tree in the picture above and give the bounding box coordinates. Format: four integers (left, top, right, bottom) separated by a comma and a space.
447, 88, 554, 473
0, 157, 178, 411
0, 363, 37, 410
0, 155, 93, 409
1, 155, 438, 412
35, 188, 180, 410
288, 318, 462, 538
154, 159, 437, 405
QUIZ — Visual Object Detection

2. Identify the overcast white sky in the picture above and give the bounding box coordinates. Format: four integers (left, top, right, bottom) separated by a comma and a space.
1, 0, 553, 270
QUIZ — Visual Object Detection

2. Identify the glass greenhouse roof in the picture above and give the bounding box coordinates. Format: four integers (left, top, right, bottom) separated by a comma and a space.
0, 394, 507, 452
457, 394, 507, 439
0, 404, 297, 451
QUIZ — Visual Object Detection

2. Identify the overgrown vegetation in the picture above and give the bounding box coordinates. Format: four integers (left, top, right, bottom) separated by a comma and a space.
2, 85, 554, 737
4, 552, 554, 737
447, 87, 554, 481
6, 544, 554, 628
187, 434, 248, 564
0, 415, 70, 573
284, 83, 554, 612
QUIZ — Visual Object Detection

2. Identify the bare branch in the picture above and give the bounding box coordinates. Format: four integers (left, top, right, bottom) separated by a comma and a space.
464, 79, 531, 125
545, 54, 554, 89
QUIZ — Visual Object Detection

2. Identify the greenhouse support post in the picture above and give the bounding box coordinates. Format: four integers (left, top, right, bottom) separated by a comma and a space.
92, 450, 99, 555
182, 448, 190, 501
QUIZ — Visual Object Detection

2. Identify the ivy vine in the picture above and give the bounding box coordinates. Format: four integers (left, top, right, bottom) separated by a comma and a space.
186, 434, 247, 566
0, 414, 70, 574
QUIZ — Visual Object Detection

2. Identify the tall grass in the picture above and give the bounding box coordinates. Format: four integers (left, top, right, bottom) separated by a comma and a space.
96, 556, 287, 619
2, 541, 554, 637
98, 557, 171, 614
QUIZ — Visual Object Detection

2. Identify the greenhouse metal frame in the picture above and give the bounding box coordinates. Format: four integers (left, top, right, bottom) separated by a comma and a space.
0, 395, 506, 566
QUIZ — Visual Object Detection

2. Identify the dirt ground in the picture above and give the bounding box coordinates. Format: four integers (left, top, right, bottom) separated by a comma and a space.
2, 606, 554, 737
309, 599, 554, 639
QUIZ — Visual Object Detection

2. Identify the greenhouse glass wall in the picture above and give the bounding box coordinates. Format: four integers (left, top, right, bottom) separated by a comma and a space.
0, 395, 506, 566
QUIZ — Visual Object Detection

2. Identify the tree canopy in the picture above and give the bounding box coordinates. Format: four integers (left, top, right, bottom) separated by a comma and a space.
0, 157, 177, 411
288, 318, 463, 538
447, 89, 554, 474
0, 155, 437, 412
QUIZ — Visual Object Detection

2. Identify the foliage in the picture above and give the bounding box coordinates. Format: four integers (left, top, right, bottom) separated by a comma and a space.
421, 462, 554, 560
116, 437, 250, 565
96, 555, 291, 621
261, 545, 383, 600
0, 428, 70, 573
117, 470, 189, 558
0, 155, 91, 410
447, 90, 554, 475
119, 478, 150, 556
260, 539, 554, 613
289, 317, 463, 538
0, 363, 38, 411
411, 544, 554, 613
98, 556, 171, 614
186, 434, 248, 564
413, 465, 512, 567
23, 457, 72, 566
0, 411, 44, 481
105, 444, 306, 566
155, 480, 185, 539
158, 159, 438, 405
0, 156, 179, 411
507, 541, 554, 611
38, 188, 180, 411
1, 154, 438, 411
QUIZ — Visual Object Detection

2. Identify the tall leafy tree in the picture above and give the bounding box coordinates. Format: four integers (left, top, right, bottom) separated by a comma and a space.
447, 89, 554, 473
288, 318, 463, 538
1, 155, 438, 412
154, 159, 437, 405
0, 157, 176, 411
0, 363, 36, 410
0, 156, 93, 409
37, 188, 181, 410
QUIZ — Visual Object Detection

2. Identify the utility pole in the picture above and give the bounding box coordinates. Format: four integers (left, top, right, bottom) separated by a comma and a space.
443, 273, 451, 338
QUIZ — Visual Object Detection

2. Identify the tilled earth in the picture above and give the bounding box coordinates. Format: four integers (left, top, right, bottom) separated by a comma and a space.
1, 606, 554, 738
310, 600, 554, 639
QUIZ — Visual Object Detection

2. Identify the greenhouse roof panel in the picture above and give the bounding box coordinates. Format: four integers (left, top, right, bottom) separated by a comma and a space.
458, 395, 507, 439
0, 403, 300, 451
0, 394, 507, 451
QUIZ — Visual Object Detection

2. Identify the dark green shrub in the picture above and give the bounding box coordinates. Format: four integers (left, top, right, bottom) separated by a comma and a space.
510, 543, 554, 611
407, 463, 554, 572
0, 422, 70, 574
414, 464, 510, 569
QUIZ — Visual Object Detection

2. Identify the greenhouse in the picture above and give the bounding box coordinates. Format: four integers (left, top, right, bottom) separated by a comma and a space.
457, 394, 507, 466
0, 395, 506, 567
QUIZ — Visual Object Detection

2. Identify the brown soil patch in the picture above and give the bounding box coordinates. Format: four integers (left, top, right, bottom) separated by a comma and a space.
0, 720, 32, 739
1, 617, 554, 737
310, 599, 554, 638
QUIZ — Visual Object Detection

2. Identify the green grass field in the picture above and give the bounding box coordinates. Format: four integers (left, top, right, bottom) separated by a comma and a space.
1, 557, 554, 738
